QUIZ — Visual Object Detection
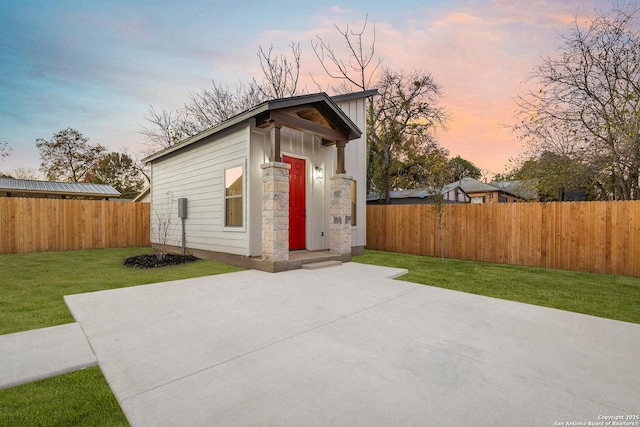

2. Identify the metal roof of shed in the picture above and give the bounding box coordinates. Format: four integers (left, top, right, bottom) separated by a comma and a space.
0, 178, 120, 198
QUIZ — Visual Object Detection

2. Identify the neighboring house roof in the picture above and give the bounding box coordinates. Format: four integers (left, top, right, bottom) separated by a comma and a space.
367, 183, 468, 202
456, 177, 537, 201
0, 178, 120, 199
457, 177, 500, 194
143, 90, 376, 164
367, 178, 538, 203
489, 180, 538, 200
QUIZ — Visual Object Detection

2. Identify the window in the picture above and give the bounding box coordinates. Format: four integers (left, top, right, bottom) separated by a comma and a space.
224, 165, 243, 227
471, 196, 484, 204
351, 180, 357, 226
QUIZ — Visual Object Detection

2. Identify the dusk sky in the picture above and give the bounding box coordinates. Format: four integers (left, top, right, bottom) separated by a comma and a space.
0, 0, 609, 179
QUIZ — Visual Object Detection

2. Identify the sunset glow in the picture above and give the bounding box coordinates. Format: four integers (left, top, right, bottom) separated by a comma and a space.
0, 0, 610, 178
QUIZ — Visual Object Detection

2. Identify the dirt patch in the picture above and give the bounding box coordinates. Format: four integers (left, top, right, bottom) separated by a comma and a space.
124, 254, 199, 268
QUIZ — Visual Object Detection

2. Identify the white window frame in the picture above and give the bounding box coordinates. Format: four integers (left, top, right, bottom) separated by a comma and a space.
223, 162, 246, 231
351, 180, 357, 227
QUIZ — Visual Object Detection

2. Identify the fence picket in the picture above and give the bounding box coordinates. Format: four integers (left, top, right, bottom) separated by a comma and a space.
0, 198, 150, 254
366, 201, 640, 277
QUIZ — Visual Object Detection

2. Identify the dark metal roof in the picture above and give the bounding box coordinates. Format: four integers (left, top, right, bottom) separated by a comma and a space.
143, 91, 368, 164
331, 89, 378, 103
0, 178, 120, 197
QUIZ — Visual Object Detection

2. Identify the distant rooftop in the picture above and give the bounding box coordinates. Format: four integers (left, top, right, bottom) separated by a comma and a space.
0, 178, 120, 199
367, 182, 467, 202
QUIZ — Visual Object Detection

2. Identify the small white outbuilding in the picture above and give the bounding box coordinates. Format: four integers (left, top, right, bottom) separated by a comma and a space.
143, 90, 375, 272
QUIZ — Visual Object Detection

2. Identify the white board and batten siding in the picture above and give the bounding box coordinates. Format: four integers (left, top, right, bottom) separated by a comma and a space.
150, 126, 252, 256
336, 97, 367, 249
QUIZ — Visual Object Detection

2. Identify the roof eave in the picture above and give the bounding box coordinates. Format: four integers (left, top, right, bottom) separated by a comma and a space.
1, 189, 120, 198
142, 103, 270, 163
143, 91, 367, 164
331, 89, 378, 103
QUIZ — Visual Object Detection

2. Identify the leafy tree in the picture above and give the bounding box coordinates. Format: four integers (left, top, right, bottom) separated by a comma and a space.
390, 137, 451, 190
369, 68, 448, 203
83, 152, 145, 198
515, 4, 640, 200
36, 128, 106, 182
449, 155, 481, 181
505, 152, 595, 201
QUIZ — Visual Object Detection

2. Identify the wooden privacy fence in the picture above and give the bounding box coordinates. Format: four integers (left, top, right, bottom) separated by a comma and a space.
366, 201, 640, 277
0, 198, 150, 254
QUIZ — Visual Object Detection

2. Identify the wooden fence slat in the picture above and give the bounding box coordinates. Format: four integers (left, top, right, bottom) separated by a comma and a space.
366, 200, 640, 277
0, 198, 150, 254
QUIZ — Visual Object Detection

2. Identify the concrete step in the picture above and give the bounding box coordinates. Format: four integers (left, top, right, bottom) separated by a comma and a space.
301, 260, 343, 270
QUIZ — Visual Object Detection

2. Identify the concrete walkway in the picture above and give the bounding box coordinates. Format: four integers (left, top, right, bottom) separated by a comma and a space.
0, 323, 97, 390
2, 263, 639, 426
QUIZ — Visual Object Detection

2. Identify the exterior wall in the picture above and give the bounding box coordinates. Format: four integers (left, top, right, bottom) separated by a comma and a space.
443, 187, 470, 203
249, 122, 330, 255
335, 97, 368, 249
467, 191, 522, 203
150, 126, 251, 256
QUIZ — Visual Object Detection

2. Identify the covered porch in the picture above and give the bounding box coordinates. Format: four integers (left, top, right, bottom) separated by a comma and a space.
256, 94, 362, 270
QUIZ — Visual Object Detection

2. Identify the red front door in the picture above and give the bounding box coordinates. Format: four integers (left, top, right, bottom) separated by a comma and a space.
283, 155, 306, 250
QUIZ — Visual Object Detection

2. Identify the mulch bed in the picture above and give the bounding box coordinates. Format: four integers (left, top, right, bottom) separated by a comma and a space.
124, 253, 199, 268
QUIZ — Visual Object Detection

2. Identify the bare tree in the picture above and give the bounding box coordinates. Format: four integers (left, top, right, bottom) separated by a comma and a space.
185, 80, 263, 131
10, 167, 40, 180
141, 43, 304, 152
0, 138, 11, 159
515, 3, 640, 200
140, 106, 192, 152
254, 43, 303, 99
311, 14, 382, 93
424, 152, 454, 259
152, 191, 177, 258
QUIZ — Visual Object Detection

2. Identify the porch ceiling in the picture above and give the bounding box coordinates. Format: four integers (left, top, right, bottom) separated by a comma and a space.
255, 101, 357, 144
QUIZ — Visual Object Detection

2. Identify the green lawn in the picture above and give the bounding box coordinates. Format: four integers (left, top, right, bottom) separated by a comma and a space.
0, 247, 243, 426
0, 367, 126, 427
2, 247, 639, 425
354, 249, 640, 324
0, 247, 243, 335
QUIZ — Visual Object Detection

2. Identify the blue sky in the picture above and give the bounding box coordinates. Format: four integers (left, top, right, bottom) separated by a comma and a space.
0, 0, 607, 178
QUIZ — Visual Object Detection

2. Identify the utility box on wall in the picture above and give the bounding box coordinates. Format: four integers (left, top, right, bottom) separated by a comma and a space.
177, 198, 187, 218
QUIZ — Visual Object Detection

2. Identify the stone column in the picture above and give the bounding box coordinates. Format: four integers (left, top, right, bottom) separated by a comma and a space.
261, 161, 290, 262
330, 173, 353, 256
